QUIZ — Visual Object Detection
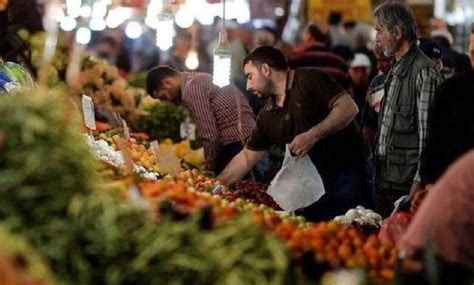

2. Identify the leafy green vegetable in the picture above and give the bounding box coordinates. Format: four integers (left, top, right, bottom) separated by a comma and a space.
0, 88, 99, 280
135, 100, 188, 142
66, 193, 290, 285
0, 224, 56, 284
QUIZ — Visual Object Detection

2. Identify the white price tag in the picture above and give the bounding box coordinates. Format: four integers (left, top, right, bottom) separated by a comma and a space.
150, 140, 160, 161
122, 119, 131, 140
180, 117, 196, 141
82, 95, 96, 130
116, 137, 134, 172
151, 140, 180, 177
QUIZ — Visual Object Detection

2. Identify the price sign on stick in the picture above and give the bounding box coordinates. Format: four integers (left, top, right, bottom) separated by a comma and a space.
180, 117, 196, 141
116, 137, 134, 172
150, 140, 160, 161
150, 140, 180, 177
122, 119, 131, 140
82, 95, 96, 130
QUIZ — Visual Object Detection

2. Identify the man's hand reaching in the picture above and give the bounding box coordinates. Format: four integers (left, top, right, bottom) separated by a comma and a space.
288, 129, 317, 156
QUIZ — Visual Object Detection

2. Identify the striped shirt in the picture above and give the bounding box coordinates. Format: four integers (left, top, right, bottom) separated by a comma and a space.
376, 51, 443, 184
181, 72, 256, 170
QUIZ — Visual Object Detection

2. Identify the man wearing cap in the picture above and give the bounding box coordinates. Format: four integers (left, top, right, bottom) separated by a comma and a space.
419, 38, 443, 73
349, 53, 372, 126
373, 2, 443, 216
431, 29, 471, 78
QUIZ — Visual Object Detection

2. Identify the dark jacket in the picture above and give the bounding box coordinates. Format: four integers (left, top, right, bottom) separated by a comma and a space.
420, 69, 474, 185
377, 45, 441, 191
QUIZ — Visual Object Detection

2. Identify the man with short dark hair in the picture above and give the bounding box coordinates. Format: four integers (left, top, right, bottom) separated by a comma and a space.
218, 46, 370, 221
288, 23, 351, 90
164, 32, 193, 72
146, 66, 257, 174
373, 2, 443, 215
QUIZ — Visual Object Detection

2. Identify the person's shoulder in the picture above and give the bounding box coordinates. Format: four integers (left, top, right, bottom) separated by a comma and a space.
414, 50, 440, 74
294, 67, 329, 81
437, 70, 473, 95
371, 73, 386, 84
188, 72, 213, 84
184, 72, 213, 90
369, 74, 386, 91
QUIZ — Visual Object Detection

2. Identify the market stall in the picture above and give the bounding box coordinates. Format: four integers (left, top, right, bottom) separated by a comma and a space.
1, 0, 472, 284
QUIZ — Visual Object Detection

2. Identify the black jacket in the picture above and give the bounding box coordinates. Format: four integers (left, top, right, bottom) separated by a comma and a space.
420, 69, 474, 185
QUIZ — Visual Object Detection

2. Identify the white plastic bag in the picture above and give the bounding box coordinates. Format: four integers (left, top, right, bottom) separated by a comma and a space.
267, 145, 325, 212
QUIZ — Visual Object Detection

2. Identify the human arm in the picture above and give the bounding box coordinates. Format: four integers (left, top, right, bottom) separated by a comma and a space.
289, 93, 359, 156
217, 147, 265, 185
412, 67, 443, 185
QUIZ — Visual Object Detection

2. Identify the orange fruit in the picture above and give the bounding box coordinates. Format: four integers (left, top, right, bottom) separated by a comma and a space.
380, 269, 395, 280
337, 243, 352, 260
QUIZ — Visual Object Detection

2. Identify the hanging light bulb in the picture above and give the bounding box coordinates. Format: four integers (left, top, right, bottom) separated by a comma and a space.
66, 0, 82, 18
76, 27, 91, 45
54, 8, 65, 22
213, 30, 232, 87
60, 15, 77, 31
156, 2, 175, 51
145, 0, 163, 29
91, 1, 107, 19
125, 21, 143, 39
156, 18, 174, 51
212, 0, 232, 87
185, 50, 199, 70
80, 5, 92, 18
175, 3, 194, 29
90, 17, 106, 31
105, 9, 122, 28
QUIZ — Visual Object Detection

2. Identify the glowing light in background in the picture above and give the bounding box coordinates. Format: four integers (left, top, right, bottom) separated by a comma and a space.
213, 30, 232, 87
145, 0, 163, 29
185, 50, 200, 70
80, 5, 92, 18
90, 17, 106, 31
60, 16, 77, 31
66, 0, 82, 18
76, 27, 91, 44
175, 4, 195, 28
156, 18, 174, 51
91, 1, 107, 19
125, 21, 143, 39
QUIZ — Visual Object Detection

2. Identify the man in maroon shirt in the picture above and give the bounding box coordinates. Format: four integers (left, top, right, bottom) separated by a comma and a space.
218, 46, 371, 221
146, 66, 257, 173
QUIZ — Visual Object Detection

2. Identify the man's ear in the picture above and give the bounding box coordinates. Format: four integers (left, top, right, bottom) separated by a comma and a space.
261, 63, 272, 77
393, 26, 403, 40
162, 77, 174, 88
